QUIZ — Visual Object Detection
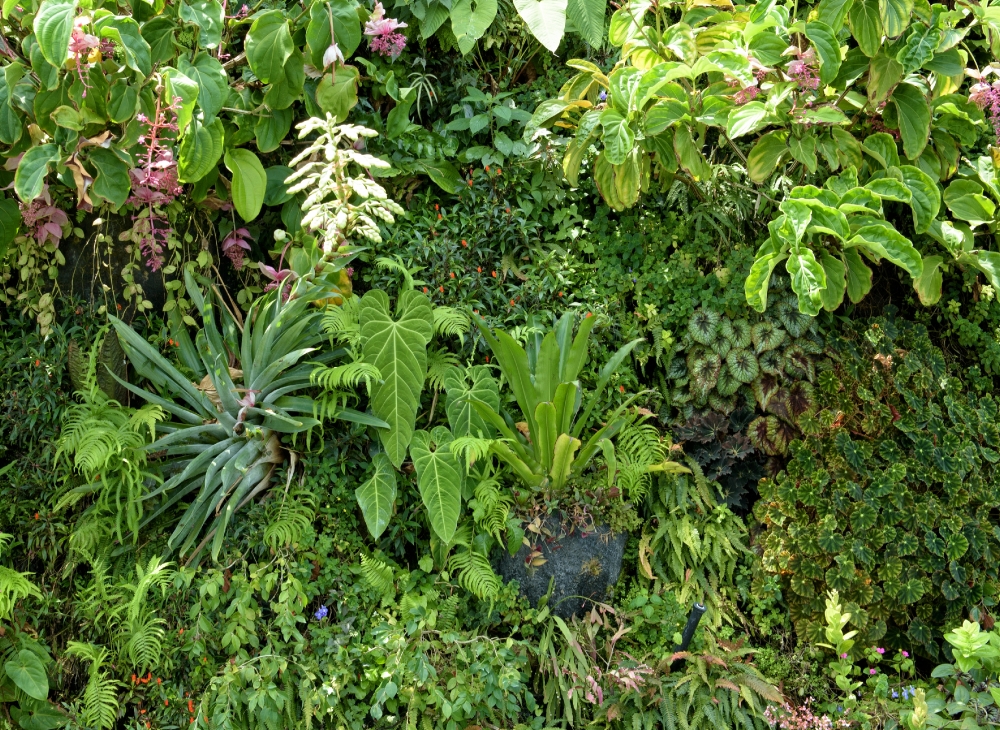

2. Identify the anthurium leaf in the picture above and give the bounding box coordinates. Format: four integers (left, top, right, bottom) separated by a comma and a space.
451, 0, 498, 55
246, 10, 293, 84
33, 0, 77, 68
88, 147, 131, 208
747, 131, 788, 183
444, 365, 500, 437
224, 149, 267, 221
891, 82, 931, 160
805, 21, 842, 86
5, 650, 48, 700
513, 0, 568, 53
355, 452, 397, 539
178, 117, 224, 183
361, 290, 434, 467
786, 246, 827, 316
14, 144, 60, 202
848, 223, 923, 278
410, 428, 462, 543
567, 0, 605, 46
179, 0, 225, 48
898, 165, 940, 233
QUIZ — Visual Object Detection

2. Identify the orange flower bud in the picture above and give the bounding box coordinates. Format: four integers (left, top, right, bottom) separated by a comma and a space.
449, 272, 455, 279
461, 240, 467, 247
491, 271, 497, 278
477, 266, 482, 273
438, 286, 444, 293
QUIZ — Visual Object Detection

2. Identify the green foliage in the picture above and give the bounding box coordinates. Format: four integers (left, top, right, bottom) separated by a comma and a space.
757, 316, 1000, 654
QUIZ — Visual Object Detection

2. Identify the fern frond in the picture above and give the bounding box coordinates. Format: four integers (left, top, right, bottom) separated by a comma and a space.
360, 554, 394, 597
426, 347, 460, 392
67, 642, 120, 730
321, 294, 362, 347
432, 307, 470, 338
471, 478, 510, 542
448, 436, 494, 469
449, 548, 501, 600
264, 490, 317, 549
0, 563, 41, 620
311, 359, 381, 392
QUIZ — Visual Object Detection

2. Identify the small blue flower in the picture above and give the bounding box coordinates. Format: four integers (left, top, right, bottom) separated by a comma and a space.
598, 90, 607, 102
892, 690, 899, 699
837, 706, 843, 713
314, 605, 329, 620
902, 689, 909, 700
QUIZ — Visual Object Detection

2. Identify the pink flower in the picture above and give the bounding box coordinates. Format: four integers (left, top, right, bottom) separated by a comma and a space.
840, 653, 848, 659
869, 668, 877, 675
901, 651, 909, 658
222, 227, 253, 270
876, 647, 885, 655
364, 1, 407, 59
260, 263, 295, 301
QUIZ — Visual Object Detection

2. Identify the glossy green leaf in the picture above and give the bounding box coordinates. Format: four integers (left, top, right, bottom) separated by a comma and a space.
451, 0, 498, 55
355, 452, 397, 539
95, 16, 151, 77
14, 144, 60, 203
673, 124, 710, 181
862, 132, 900, 169
849, 0, 882, 56
891, 82, 931, 160
913, 254, 942, 305
360, 290, 434, 467
787, 246, 827, 316
567, 0, 605, 46
897, 23, 941, 74
601, 109, 634, 165
178, 54, 228, 120
944, 180, 996, 223
88, 148, 131, 208
306, 0, 363, 67
820, 252, 847, 311
163, 67, 199, 134
108, 80, 139, 123
0, 198, 20, 258
879, 0, 913, 38
514, 0, 568, 53
805, 21, 842, 86
224, 149, 267, 221
179, 0, 224, 48
246, 10, 293, 84
444, 365, 500, 437
849, 223, 923, 278
178, 117, 224, 183
410, 428, 462, 543
33, 0, 77, 68
315, 66, 360, 123
726, 101, 768, 139
747, 131, 788, 183
5, 650, 48, 700
899, 164, 940, 233
254, 107, 293, 153
816, 0, 854, 31
746, 240, 789, 312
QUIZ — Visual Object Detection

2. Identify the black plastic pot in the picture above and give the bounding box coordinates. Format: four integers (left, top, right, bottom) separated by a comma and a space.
494, 521, 628, 619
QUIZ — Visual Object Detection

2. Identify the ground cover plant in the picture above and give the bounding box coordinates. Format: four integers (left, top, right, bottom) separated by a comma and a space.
4, 0, 1000, 726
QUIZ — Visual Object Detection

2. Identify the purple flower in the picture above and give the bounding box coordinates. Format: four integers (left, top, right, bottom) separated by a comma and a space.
876, 647, 885, 655
840, 653, 848, 659
222, 228, 253, 271
869, 668, 877, 675
892, 690, 899, 699
598, 90, 607, 102
314, 605, 328, 620
901, 650, 909, 658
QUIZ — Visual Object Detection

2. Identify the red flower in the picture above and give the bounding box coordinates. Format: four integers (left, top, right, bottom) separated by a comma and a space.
491, 271, 497, 278
449, 272, 455, 278
619, 385, 625, 393
34, 512, 39, 520
477, 266, 482, 273
558, 291, 563, 297
423, 287, 428, 293
461, 240, 467, 247
434, 204, 439, 211
438, 286, 444, 292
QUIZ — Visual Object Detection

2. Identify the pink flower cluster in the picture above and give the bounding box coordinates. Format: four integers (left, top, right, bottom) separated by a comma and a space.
127, 97, 183, 271
364, 2, 407, 59
20, 186, 68, 247
787, 49, 820, 91
222, 227, 253, 270
764, 700, 849, 730
970, 80, 1000, 144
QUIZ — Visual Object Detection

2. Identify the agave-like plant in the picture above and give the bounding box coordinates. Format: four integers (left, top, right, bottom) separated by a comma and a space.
470, 313, 688, 499
110, 260, 385, 561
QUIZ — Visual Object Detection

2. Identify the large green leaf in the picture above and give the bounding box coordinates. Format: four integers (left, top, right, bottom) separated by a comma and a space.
673, 124, 710, 181
451, 0, 497, 55
178, 54, 228, 119
410, 428, 462, 543
0, 197, 20, 258
899, 164, 940, 233
913, 254, 942, 305
567, 0, 605, 46
514, 0, 568, 53
805, 21, 842, 86
747, 131, 788, 183
355, 452, 397, 539
444, 365, 499, 437
891, 82, 930, 160
897, 23, 941, 73
787, 246, 827, 315
306, 0, 363, 67
727, 101, 768, 139
255, 107, 293, 153
843, 247, 873, 302
224, 149, 267, 221
88, 148, 131, 208
246, 10, 293, 84
179, 0, 224, 48
178, 117, 224, 183
944, 180, 996, 224
867, 54, 902, 106
163, 66, 199, 134
361, 290, 434, 467
14, 144, 60, 202
95, 16, 152, 77
746, 239, 789, 312
849, 223, 923, 278
879, 0, 913, 38
820, 252, 847, 311
33, 0, 77, 68
0, 71, 22, 145
315, 66, 360, 123
601, 109, 634, 165
5, 650, 48, 701
849, 0, 881, 55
